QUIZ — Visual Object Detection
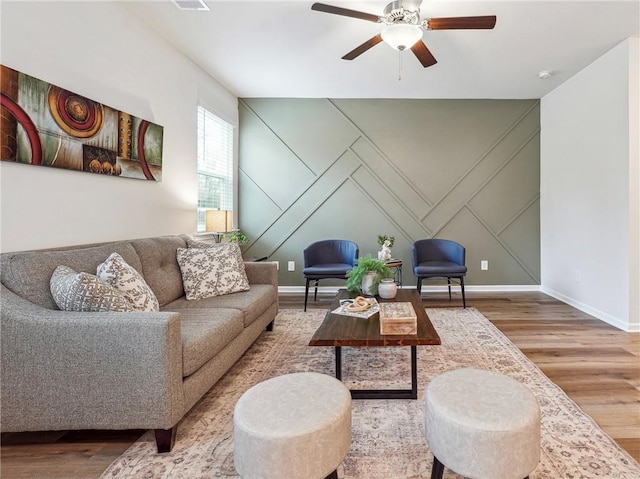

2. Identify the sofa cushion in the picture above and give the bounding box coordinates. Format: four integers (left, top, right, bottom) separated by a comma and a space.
130, 236, 189, 307
164, 284, 276, 328
50, 266, 134, 312
163, 307, 244, 377
1, 242, 142, 310
97, 252, 160, 312
177, 246, 250, 300
186, 241, 250, 295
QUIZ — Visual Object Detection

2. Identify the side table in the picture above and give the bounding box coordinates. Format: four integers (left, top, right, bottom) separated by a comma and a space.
385, 259, 402, 287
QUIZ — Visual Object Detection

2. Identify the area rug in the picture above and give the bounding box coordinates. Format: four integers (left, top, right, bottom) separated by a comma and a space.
100, 308, 639, 479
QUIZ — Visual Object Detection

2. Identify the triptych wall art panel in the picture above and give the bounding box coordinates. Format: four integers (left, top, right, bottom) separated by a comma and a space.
0, 65, 163, 181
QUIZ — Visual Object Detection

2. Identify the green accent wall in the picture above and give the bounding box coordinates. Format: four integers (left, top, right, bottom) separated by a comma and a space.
238, 98, 540, 287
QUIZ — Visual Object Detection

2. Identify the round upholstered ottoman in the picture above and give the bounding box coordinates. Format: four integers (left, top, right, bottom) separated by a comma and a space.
234, 372, 352, 479
424, 368, 540, 479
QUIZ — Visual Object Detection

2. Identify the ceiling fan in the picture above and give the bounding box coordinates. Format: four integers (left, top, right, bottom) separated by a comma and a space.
311, 1, 496, 67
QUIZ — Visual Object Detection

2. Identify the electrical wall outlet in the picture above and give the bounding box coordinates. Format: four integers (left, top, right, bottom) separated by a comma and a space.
287, 261, 295, 272
481, 260, 489, 270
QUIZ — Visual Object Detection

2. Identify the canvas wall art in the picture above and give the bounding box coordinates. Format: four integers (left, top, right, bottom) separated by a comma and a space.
0, 65, 163, 181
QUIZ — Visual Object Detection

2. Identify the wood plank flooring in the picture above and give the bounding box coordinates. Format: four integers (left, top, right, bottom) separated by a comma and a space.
2, 291, 639, 478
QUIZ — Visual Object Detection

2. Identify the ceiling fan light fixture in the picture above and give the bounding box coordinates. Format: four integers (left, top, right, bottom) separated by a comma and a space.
381, 24, 423, 51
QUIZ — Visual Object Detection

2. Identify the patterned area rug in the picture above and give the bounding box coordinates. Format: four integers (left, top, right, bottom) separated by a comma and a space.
101, 308, 639, 479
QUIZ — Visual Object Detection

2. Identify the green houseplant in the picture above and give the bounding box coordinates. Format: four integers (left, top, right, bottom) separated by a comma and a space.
224, 230, 248, 245
377, 235, 395, 248
346, 255, 394, 295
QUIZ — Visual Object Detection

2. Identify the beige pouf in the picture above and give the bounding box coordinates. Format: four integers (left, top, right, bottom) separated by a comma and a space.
424, 368, 541, 479
234, 372, 352, 479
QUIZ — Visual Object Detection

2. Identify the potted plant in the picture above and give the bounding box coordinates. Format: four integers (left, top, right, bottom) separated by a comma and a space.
377, 235, 395, 248
346, 255, 394, 295
224, 230, 249, 245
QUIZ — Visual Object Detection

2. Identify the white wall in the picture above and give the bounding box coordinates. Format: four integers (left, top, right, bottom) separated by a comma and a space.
0, 1, 237, 253
629, 39, 640, 332
541, 39, 639, 332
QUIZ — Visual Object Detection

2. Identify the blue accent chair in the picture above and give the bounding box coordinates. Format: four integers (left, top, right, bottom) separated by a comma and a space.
303, 240, 359, 311
411, 239, 467, 308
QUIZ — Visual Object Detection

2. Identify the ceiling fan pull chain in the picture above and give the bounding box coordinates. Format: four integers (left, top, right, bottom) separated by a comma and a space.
398, 50, 402, 81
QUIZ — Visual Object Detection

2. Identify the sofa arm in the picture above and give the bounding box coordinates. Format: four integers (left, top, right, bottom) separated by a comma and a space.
244, 261, 278, 287
0, 284, 185, 432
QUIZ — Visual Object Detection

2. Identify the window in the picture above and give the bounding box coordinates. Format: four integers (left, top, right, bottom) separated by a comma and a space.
196, 106, 234, 232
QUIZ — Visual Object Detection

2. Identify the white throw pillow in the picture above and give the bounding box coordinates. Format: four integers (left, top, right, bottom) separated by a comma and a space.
177, 243, 250, 300
97, 252, 160, 312
50, 265, 134, 312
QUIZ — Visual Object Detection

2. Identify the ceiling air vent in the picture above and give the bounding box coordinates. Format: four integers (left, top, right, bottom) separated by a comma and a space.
171, 0, 209, 11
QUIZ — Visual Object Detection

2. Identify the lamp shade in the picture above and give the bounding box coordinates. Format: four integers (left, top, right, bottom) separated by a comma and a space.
381, 24, 423, 51
206, 209, 232, 233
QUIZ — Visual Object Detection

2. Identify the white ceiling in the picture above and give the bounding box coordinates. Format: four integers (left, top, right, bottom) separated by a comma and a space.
123, 0, 640, 99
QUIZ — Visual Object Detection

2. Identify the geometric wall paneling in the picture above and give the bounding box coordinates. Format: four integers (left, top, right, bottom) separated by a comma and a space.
332, 99, 538, 202
242, 98, 359, 174
238, 98, 540, 286
350, 137, 431, 220
438, 207, 538, 285
241, 148, 361, 260
468, 136, 540, 234
238, 102, 315, 208
238, 169, 282, 253
350, 164, 430, 242
498, 199, 541, 281
422, 102, 540, 234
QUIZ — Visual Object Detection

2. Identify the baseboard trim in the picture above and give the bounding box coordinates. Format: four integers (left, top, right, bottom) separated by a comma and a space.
540, 286, 636, 332
278, 285, 541, 294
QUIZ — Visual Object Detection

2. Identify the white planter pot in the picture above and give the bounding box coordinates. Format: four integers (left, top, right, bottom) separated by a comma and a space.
361, 271, 378, 296
378, 278, 398, 299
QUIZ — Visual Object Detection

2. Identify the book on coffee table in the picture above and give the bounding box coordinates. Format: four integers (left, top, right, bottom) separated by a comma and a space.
379, 302, 417, 335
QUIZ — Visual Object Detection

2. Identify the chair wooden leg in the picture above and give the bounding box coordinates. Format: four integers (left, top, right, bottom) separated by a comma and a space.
447, 278, 452, 300
416, 277, 422, 296
460, 276, 466, 309
314, 279, 319, 301
430, 455, 445, 479
304, 278, 310, 312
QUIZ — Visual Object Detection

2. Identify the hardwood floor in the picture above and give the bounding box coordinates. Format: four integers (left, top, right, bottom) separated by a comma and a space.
2, 291, 639, 478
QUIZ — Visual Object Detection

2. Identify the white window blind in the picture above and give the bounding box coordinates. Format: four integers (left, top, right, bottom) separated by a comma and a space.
196, 106, 234, 232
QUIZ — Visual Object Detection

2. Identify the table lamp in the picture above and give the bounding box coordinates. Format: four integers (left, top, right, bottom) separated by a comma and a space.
206, 209, 232, 242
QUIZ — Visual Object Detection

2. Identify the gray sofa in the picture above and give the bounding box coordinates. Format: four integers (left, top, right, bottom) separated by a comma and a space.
0, 235, 278, 452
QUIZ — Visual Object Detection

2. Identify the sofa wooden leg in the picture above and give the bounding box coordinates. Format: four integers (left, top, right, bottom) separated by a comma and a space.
266, 320, 274, 331
154, 427, 176, 453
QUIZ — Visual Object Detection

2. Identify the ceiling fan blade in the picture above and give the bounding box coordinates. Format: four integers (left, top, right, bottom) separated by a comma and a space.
410, 41, 438, 68
426, 15, 497, 30
311, 3, 381, 23
342, 34, 383, 60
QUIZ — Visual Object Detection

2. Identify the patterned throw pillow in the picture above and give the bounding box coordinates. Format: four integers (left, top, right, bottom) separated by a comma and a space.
50, 265, 134, 312
97, 252, 159, 312
177, 242, 250, 300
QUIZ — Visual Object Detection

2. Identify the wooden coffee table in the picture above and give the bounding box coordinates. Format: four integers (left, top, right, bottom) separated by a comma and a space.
309, 289, 441, 399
